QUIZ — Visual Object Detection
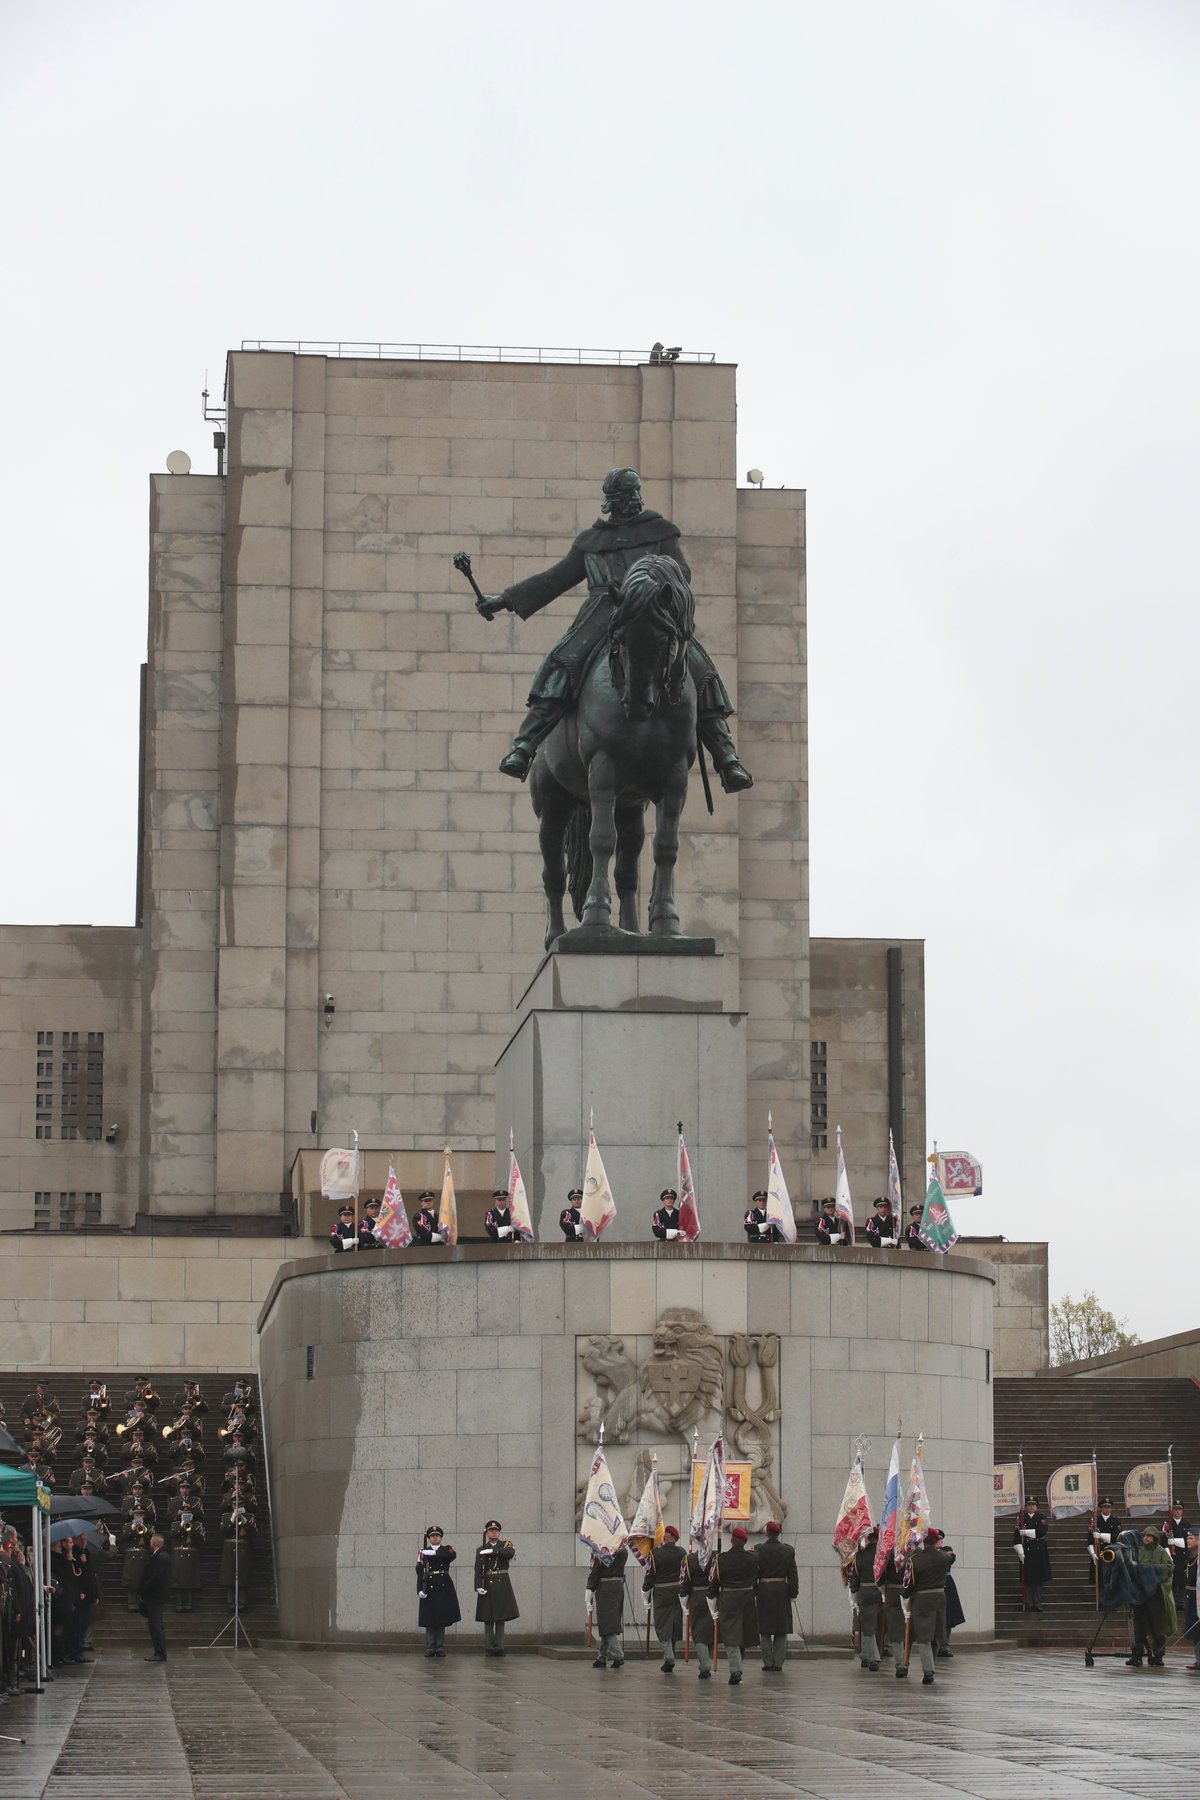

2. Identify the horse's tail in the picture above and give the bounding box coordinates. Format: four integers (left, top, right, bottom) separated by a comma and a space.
564, 798, 593, 922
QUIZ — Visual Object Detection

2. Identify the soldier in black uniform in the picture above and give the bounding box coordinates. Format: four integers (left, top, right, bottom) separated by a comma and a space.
559, 1189, 584, 1241
473, 1520, 519, 1656
1184, 1532, 1199, 1671
849, 1526, 883, 1670
1087, 1498, 1122, 1582
357, 1197, 383, 1250
485, 1190, 517, 1244
816, 1197, 849, 1247
411, 1193, 438, 1246
903, 1527, 953, 1683
864, 1197, 898, 1249
651, 1189, 682, 1241
904, 1204, 929, 1251
1013, 1499, 1051, 1611
586, 1547, 628, 1669
708, 1526, 758, 1685
329, 1203, 358, 1252
743, 1191, 779, 1244
680, 1544, 716, 1679
642, 1524, 686, 1671
754, 1520, 799, 1672
1164, 1501, 1192, 1604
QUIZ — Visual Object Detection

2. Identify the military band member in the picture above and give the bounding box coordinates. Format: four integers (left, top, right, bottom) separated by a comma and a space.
1013, 1500, 1051, 1612
586, 1545, 628, 1669
329, 1203, 358, 1252
174, 1380, 208, 1417
170, 1509, 205, 1612
411, 1193, 439, 1246
708, 1526, 758, 1685
77, 1431, 109, 1468
121, 1482, 156, 1524
169, 1429, 206, 1465
903, 1527, 952, 1683
904, 1204, 930, 1252
162, 1403, 205, 1444
223, 1433, 256, 1473
122, 1515, 153, 1612
28, 1432, 58, 1478
864, 1197, 898, 1249
124, 1428, 159, 1469
755, 1520, 799, 1672
417, 1526, 459, 1656
651, 1189, 682, 1241
69, 1456, 107, 1495
167, 1481, 205, 1524
474, 1520, 519, 1655
1164, 1501, 1192, 1604
642, 1523, 685, 1671
81, 1379, 111, 1419
1087, 1498, 1122, 1581
743, 1191, 779, 1244
125, 1377, 160, 1414
559, 1189, 584, 1241
21, 1382, 59, 1431
681, 1544, 716, 1678
816, 1197, 849, 1247
221, 1378, 255, 1413
75, 1410, 110, 1450
116, 1401, 152, 1442
219, 1504, 256, 1610
175, 1457, 206, 1499
485, 1190, 518, 1244
849, 1527, 883, 1669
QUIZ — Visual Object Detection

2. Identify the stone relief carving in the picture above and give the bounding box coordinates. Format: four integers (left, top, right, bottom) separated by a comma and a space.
575, 1307, 785, 1535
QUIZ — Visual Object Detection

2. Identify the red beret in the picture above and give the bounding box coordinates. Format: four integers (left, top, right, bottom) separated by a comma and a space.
663, 1525, 679, 1539
925, 1527, 941, 1544
730, 1525, 748, 1543
764, 1520, 782, 1534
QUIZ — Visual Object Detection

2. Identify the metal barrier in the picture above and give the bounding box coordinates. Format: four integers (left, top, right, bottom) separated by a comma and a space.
239, 339, 716, 365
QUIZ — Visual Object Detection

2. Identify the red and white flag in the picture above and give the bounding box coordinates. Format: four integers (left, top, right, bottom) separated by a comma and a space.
832, 1447, 874, 1566
506, 1133, 534, 1243
677, 1125, 701, 1242
834, 1126, 855, 1245
581, 1123, 616, 1243
376, 1164, 411, 1248
765, 1115, 798, 1244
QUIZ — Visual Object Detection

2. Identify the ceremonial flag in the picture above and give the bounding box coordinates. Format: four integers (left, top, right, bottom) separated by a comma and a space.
677, 1125, 701, 1242
579, 1445, 629, 1564
437, 1145, 459, 1247
834, 1126, 855, 1245
832, 1447, 874, 1566
993, 1459, 1025, 1519
895, 1434, 930, 1574
375, 1165, 411, 1249
917, 1173, 959, 1253
1124, 1461, 1172, 1517
319, 1143, 360, 1202
936, 1150, 983, 1197
887, 1129, 903, 1218
690, 1434, 726, 1573
581, 1126, 616, 1243
765, 1115, 798, 1245
507, 1132, 534, 1243
1046, 1457, 1097, 1520
628, 1461, 666, 1569
873, 1437, 902, 1581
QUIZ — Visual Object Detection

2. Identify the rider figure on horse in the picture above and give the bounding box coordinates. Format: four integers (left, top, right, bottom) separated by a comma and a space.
474, 467, 753, 793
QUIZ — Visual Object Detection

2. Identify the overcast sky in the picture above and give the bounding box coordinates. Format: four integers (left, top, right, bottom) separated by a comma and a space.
2, 1, 1196, 1340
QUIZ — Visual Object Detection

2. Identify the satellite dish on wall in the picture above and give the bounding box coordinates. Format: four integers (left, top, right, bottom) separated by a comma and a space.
746, 468, 765, 488
165, 450, 192, 475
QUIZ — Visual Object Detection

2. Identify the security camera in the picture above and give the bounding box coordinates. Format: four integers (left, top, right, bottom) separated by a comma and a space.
323, 994, 335, 1027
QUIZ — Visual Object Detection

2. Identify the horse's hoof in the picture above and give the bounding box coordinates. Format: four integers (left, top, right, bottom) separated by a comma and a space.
649, 917, 682, 937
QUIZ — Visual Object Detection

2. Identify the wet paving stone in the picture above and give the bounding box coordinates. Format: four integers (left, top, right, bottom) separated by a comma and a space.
1, 1645, 1198, 1797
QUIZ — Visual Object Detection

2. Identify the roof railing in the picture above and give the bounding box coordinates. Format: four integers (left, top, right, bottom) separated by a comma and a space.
238, 339, 716, 366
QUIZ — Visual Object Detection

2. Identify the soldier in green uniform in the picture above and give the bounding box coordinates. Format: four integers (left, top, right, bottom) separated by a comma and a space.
902, 1527, 953, 1684
170, 1508, 205, 1613
586, 1546, 628, 1670
122, 1515, 152, 1613
477, 467, 752, 792
708, 1525, 759, 1686
680, 1544, 716, 1679
754, 1520, 799, 1672
849, 1526, 883, 1670
878, 1545, 907, 1675
642, 1524, 686, 1672
473, 1520, 519, 1657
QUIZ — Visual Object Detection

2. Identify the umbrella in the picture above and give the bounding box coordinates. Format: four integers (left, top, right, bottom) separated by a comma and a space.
48, 1519, 113, 1549
49, 1493, 120, 1519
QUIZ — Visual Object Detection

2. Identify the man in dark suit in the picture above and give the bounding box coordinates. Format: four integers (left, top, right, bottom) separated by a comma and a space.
138, 1531, 173, 1662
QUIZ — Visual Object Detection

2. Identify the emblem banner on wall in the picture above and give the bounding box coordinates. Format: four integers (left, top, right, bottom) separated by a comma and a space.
690, 1458, 752, 1522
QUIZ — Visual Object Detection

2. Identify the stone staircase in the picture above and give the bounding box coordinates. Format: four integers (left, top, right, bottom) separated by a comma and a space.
0, 1368, 280, 1651
993, 1376, 1200, 1646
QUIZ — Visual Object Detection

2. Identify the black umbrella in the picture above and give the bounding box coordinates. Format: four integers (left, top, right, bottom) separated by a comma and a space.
49, 1492, 120, 1518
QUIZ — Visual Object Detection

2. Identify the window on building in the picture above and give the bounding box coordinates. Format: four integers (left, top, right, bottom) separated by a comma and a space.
33, 1191, 51, 1231
82, 1192, 102, 1226
35, 1124, 53, 1140
87, 1032, 104, 1048
61, 1123, 77, 1141
61, 1032, 79, 1049
57, 1192, 78, 1227
809, 1040, 829, 1151
84, 1123, 102, 1142
37, 1031, 54, 1047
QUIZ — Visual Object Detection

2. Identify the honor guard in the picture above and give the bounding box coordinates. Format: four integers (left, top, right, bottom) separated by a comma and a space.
586, 1545, 628, 1669
330, 1203, 358, 1252
485, 1190, 517, 1243
642, 1524, 685, 1671
708, 1525, 758, 1684
850, 1525, 883, 1670
865, 1197, 898, 1249
417, 1526, 460, 1657
474, 1520, 519, 1656
651, 1189, 682, 1241
1164, 1501, 1192, 1603
816, 1197, 849, 1247
754, 1520, 799, 1672
904, 1204, 930, 1252
560, 1189, 584, 1241
902, 1527, 952, 1683
1013, 1500, 1051, 1612
1087, 1498, 1122, 1578
411, 1193, 438, 1246
744, 1191, 779, 1243
358, 1197, 383, 1250
680, 1544, 716, 1678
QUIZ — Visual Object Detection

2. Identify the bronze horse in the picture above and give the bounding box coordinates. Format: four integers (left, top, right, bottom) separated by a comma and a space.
529, 554, 698, 949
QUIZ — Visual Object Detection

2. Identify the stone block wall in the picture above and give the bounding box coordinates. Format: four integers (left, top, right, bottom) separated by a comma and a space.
258, 1244, 995, 1643
954, 1239, 1049, 1374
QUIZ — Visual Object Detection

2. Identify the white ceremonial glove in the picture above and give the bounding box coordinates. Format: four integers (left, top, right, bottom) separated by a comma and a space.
848, 1584, 858, 1612
644, 1593, 653, 1612
1099, 1533, 1111, 1544
585, 1592, 595, 1616
1022, 1529, 1036, 1541
707, 1598, 719, 1620
881, 1237, 897, 1248
418, 1589, 427, 1599
431, 1231, 444, 1245
1088, 1545, 1097, 1563
756, 1227, 768, 1240
1014, 1543, 1025, 1563
1173, 1537, 1186, 1549
498, 1226, 512, 1239
422, 1548, 437, 1558
901, 1597, 911, 1620
477, 1587, 488, 1596
574, 1224, 583, 1238
665, 1228, 679, 1241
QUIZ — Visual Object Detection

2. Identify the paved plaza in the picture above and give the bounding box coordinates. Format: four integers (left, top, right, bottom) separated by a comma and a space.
0, 1645, 1196, 1800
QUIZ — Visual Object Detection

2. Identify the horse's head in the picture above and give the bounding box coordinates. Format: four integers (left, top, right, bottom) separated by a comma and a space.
607, 555, 695, 721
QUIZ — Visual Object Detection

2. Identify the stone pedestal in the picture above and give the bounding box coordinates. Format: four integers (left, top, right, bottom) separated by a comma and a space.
494, 951, 747, 1241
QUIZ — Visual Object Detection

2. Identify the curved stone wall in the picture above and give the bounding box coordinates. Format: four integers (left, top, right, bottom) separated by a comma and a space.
258, 1243, 995, 1643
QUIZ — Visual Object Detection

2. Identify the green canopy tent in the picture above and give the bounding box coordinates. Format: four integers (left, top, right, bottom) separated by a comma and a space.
0, 1463, 51, 1688
0, 1465, 38, 1504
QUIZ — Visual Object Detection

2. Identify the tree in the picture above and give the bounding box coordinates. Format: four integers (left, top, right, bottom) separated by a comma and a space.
1049, 1290, 1140, 1366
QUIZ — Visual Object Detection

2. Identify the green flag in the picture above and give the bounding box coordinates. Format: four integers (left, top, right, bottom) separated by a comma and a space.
917, 1174, 959, 1252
